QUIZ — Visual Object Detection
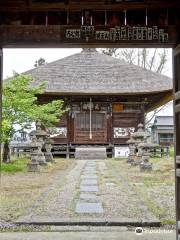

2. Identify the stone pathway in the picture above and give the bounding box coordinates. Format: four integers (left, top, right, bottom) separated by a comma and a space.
16, 159, 159, 223
0, 230, 176, 240
75, 161, 103, 214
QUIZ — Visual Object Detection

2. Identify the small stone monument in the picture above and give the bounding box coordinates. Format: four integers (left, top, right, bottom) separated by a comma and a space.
29, 121, 48, 166
127, 123, 159, 171
27, 136, 40, 172
126, 137, 137, 163
44, 137, 54, 163
139, 141, 158, 171
130, 123, 150, 166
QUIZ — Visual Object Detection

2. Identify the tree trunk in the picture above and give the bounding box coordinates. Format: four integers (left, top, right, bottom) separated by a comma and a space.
3, 141, 10, 163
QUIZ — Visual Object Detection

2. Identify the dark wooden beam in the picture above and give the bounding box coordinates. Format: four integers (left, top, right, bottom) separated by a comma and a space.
0, 48, 3, 175
173, 43, 180, 239
25, 0, 31, 6
0, 25, 177, 48
0, 0, 180, 11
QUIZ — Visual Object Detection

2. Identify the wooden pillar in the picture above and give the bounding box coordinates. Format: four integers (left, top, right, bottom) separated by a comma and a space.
173, 44, 180, 239
67, 99, 71, 158
0, 48, 2, 170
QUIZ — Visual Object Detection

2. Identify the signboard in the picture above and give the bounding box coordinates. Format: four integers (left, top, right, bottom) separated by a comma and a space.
65, 25, 169, 43
114, 146, 130, 158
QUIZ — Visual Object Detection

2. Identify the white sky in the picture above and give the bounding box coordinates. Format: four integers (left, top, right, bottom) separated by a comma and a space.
2, 48, 174, 119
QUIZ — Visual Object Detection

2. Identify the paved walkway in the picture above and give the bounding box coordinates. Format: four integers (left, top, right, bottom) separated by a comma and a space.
75, 161, 104, 214
17, 159, 159, 223
0, 229, 176, 240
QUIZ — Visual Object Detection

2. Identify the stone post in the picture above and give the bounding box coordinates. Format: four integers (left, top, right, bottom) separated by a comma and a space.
29, 121, 48, 166
139, 143, 153, 171
44, 137, 54, 163
126, 137, 136, 164
27, 136, 40, 172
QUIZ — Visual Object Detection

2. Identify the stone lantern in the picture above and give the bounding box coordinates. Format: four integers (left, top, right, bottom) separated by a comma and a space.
131, 123, 150, 143
131, 123, 151, 166
138, 141, 158, 171
44, 136, 54, 163
27, 136, 40, 172
29, 121, 48, 166
126, 137, 137, 164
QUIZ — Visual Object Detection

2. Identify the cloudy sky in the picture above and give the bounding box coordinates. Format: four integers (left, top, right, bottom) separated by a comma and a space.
2, 48, 173, 118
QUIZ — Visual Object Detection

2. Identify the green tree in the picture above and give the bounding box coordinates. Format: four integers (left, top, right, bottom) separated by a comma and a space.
34, 57, 46, 67
2, 73, 66, 163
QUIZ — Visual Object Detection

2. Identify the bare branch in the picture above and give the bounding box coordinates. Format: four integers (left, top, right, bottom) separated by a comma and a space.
156, 49, 168, 73
148, 48, 157, 71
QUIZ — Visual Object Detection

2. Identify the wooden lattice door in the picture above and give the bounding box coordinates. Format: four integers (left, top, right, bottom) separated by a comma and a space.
74, 112, 107, 144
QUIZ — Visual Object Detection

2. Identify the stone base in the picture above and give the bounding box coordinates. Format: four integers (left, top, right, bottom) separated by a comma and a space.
75, 147, 107, 160
127, 157, 134, 163
131, 160, 141, 166
140, 163, 152, 171
39, 161, 48, 166
37, 153, 47, 165
27, 163, 40, 172
44, 152, 54, 163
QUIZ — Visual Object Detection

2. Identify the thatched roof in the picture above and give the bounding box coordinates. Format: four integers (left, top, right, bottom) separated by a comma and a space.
153, 116, 174, 126
26, 48, 172, 95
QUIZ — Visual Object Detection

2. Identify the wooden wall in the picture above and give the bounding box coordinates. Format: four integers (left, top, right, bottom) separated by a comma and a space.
112, 110, 144, 145
50, 100, 144, 145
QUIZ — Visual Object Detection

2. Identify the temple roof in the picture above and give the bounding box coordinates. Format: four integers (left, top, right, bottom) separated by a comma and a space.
26, 48, 172, 95
153, 116, 174, 126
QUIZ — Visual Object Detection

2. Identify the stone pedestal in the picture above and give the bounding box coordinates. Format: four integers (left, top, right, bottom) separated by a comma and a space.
44, 152, 54, 163
140, 158, 152, 171
27, 152, 40, 172
138, 142, 155, 171
29, 121, 48, 166
75, 147, 107, 160
126, 137, 137, 164
44, 142, 54, 163
37, 151, 47, 166
27, 161, 40, 172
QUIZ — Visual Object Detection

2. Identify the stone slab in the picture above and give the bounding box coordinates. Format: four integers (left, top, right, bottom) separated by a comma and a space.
84, 168, 97, 171
106, 183, 116, 186
86, 164, 97, 167
80, 193, 98, 201
51, 226, 128, 232
82, 171, 97, 175
81, 175, 98, 180
81, 179, 98, 185
75, 202, 104, 213
75, 147, 106, 160
80, 185, 98, 192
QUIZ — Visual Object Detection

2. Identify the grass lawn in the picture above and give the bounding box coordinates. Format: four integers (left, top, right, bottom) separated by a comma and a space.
107, 154, 175, 225
0, 157, 74, 222
1, 157, 30, 173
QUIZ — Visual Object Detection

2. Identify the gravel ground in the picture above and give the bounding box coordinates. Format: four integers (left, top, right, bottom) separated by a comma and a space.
18, 160, 85, 222
97, 161, 158, 221
0, 158, 74, 226
107, 158, 175, 223
16, 159, 159, 223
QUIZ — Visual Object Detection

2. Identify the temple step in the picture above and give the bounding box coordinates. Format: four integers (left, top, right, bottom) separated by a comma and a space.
75, 147, 107, 160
